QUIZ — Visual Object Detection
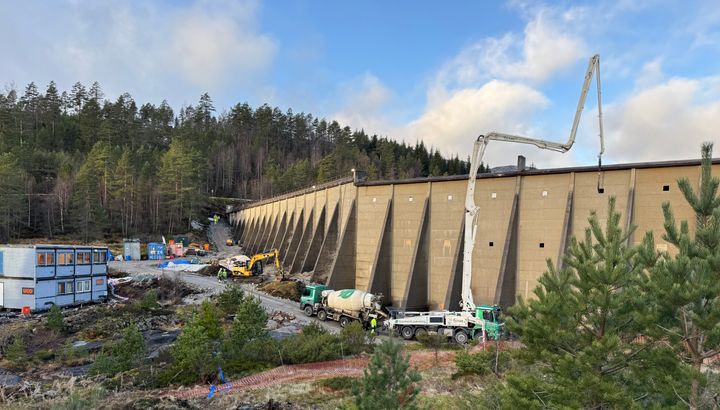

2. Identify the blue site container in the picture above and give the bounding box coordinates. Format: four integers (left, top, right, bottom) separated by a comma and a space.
148, 242, 166, 260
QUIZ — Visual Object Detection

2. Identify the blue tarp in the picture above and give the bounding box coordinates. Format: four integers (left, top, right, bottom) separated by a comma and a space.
158, 259, 192, 268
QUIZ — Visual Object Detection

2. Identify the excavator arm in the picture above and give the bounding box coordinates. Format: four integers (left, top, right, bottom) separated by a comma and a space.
461, 54, 605, 312
248, 249, 284, 277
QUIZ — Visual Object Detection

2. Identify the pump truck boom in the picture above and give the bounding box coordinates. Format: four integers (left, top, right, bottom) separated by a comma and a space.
385, 54, 606, 343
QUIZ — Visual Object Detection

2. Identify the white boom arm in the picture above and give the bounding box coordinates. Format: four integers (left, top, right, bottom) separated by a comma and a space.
461, 54, 605, 312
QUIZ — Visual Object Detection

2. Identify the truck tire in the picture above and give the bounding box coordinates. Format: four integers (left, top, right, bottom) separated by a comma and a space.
317, 310, 327, 321
453, 330, 469, 344
401, 326, 415, 340
339, 316, 351, 327
303, 305, 314, 317
414, 327, 427, 338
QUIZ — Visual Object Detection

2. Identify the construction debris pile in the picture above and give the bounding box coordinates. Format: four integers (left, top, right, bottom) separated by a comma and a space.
259, 281, 303, 302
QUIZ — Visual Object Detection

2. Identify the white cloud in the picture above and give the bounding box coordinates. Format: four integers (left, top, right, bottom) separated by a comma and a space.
0, 0, 276, 107
604, 77, 720, 162
332, 74, 397, 136
407, 81, 549, 159
169, 1, 277, 88
432, 10, 585, 96
334, 9, 589, 168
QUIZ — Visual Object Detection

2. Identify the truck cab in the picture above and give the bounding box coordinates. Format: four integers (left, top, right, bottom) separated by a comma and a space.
300, 284, 327, 316
475, 305, 504, 340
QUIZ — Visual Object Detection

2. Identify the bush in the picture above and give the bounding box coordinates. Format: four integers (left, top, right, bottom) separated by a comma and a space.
195, 300, 222, 341
46, 304, 65, 332
316, 376, 356, 391
59, 341, 90, 366
5, 334, 27, 363
140, 289, 159, 311
454, 345, 512, 378
217, 285, 245, 315
278, 323, 342, 364
340, 321, 373, 355
353, 338, 421, 410
165, 320, 220, 385
89, 324, 146, 376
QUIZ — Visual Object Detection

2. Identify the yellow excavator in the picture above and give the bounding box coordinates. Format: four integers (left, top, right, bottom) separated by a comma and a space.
223, 249, 283, 277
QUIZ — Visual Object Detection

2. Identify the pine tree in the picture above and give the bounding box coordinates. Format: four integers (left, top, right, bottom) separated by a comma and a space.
645, 142, 720, 408
503, 197, 678, 408
0, 153, 25, 241
352, 338, 421, 410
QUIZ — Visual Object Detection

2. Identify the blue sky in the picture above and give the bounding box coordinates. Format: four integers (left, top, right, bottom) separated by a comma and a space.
1, 0, 719, 167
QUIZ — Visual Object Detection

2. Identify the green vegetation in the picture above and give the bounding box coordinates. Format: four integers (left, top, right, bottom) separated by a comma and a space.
5, 334, 27, 364
339, 321, 373, 356
140, 289, 159, 311
491, 143, 720, 408
89, 324, 146, 376
217, 285, 246, 315
316, 376, 356, 392
0, 82, 478, 242
46, 304, 65, 333
352, 338, 421, 410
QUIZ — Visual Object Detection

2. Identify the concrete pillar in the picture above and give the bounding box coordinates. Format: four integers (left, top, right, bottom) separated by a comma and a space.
301, 205, 325, 273
557, 172, 576, 270
312, 203, 339, 284
326, 200, 356, 289
368, 199, 393, 303
494, 175, 522, 308
444, 222, 464, 311
625, 168, 637, 245
269, 212, 286, 251
401, 195, 430, 310
284, 209, 305, 271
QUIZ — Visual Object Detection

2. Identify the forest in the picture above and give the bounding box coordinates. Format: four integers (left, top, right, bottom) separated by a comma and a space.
0, 81, 479, 242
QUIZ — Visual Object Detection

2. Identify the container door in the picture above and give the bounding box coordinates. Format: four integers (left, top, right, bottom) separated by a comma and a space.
0, 282, 4, 307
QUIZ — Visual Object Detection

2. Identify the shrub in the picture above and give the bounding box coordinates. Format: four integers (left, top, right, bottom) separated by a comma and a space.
195, 300, 222, 341
165, 320, 220, 385
89, 324, 146, 376
46, 304, 65, 332
59, 341, 90, 366
279, 323, 341, 364
217, 285, 245, 315
340, 321, 373, 355
140, 289, 159, 311
316, 376, 355, 391
353, 338, 421, 410
6, 334, 27, 363
454, 345, 512, 378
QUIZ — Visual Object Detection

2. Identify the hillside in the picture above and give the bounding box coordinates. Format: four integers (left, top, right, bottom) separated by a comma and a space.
0, 82, 484, 242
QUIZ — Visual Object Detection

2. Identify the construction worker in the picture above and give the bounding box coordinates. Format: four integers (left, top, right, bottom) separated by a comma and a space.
213, 214, 219, 225
217, 267, 228, 281
370, 317, 377, 337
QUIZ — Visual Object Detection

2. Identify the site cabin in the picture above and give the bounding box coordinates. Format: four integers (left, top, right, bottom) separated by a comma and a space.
0, 245, 109, 311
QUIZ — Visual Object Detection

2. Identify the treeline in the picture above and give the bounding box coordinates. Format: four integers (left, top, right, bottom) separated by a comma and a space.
0, 81, 478, 241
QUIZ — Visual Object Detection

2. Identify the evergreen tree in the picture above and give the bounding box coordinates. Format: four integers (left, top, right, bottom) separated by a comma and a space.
352, 338, 421, 410
503, 197, 679, 408
158, 138, 204, 233
645, 142, 720, 408
0, 153, 25, 241
46, 304, 65, 332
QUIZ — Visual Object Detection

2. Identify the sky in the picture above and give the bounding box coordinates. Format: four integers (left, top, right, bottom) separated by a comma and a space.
1, 0, 719, 168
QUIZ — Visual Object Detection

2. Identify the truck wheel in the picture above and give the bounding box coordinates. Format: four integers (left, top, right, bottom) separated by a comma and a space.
317, 310, 327, 321
303, 305, 314, 317
339, 316, 351, 327
453, 330, 469, 344
414, 327, 427, 338
401, 326, 415, 340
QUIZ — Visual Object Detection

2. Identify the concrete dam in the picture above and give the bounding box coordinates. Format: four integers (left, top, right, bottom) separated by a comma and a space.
228, 158, 719, 311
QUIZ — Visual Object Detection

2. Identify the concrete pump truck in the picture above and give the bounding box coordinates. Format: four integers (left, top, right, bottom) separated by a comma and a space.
384, 54, 607, 344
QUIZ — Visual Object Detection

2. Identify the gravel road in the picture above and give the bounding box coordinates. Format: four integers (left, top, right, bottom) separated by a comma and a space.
108, 220, 340, 333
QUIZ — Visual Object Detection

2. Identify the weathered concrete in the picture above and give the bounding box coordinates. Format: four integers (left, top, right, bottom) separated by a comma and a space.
230, 158, 720, 309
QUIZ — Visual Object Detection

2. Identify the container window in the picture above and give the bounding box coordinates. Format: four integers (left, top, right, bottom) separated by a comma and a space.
93, 251, 107, 264
76, 280, 91, 293
58, 252, 74, 266
57, 281, 74, 295
77, 251, 91, 265
37, 252, 54, 266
